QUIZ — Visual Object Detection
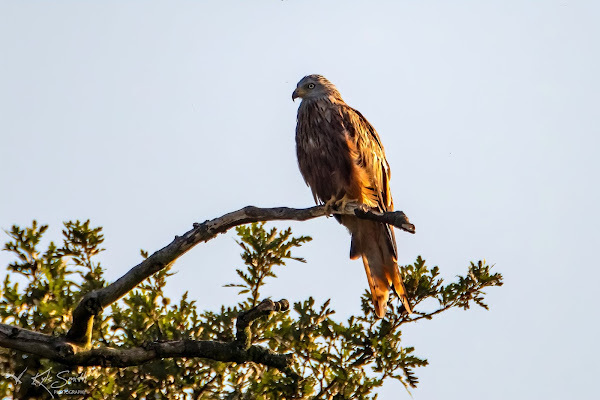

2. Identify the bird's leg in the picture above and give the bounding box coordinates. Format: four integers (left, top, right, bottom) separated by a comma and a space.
333, 193, 355, 213
323, 194, 358, 216
322, 197, 337, 217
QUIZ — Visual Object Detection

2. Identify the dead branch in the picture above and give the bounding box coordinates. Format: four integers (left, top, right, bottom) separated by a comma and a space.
66, 203, 413, 346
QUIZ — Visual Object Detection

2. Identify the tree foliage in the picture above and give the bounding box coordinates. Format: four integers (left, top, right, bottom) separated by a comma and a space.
0, 220, 502, 399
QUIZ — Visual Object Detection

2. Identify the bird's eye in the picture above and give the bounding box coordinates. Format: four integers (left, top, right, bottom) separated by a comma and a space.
307, 83, 315, 89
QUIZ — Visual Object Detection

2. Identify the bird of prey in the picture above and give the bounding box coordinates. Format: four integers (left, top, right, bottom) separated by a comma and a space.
292, 74, 411, 318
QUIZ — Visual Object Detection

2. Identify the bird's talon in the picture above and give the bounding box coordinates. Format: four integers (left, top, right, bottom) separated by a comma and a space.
323, 198, 336, 216
333, 195, 356, 213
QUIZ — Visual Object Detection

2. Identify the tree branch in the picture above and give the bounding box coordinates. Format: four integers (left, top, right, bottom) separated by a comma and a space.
236, 299, 290, 349
66, 204, 414, 345
0, 298, 294, 373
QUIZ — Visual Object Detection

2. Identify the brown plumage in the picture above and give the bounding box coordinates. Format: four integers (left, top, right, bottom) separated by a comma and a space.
292, 74, 412, 318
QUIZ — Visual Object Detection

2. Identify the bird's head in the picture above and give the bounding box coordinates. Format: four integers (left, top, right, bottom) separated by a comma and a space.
292, 74, 343, 102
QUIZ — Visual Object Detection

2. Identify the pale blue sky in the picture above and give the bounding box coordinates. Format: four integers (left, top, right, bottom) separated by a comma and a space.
1, 1, 599, 398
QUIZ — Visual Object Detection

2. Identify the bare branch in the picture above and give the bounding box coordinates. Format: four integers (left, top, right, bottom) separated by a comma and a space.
0, 323, 76, 360
236, 299, 290, 349
66, 204, 413, 345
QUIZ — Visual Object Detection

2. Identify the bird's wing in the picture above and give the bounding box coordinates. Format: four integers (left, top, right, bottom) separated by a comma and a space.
342, 106, 394, 213
341, 105, 397, 259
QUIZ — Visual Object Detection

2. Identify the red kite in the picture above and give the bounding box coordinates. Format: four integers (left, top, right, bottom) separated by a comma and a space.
293, 75, 411, 318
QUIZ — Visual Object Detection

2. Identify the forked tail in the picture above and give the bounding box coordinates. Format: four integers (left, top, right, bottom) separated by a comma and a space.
346, 217, 412, 318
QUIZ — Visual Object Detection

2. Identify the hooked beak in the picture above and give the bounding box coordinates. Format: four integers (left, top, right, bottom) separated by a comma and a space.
292, 88, 300, 101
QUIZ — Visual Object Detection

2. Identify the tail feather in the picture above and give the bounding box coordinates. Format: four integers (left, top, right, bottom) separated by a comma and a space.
349, 236, 361, 260
391, 268, 412, 314
360, 252, 391, 318
344, 217, 412, 318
